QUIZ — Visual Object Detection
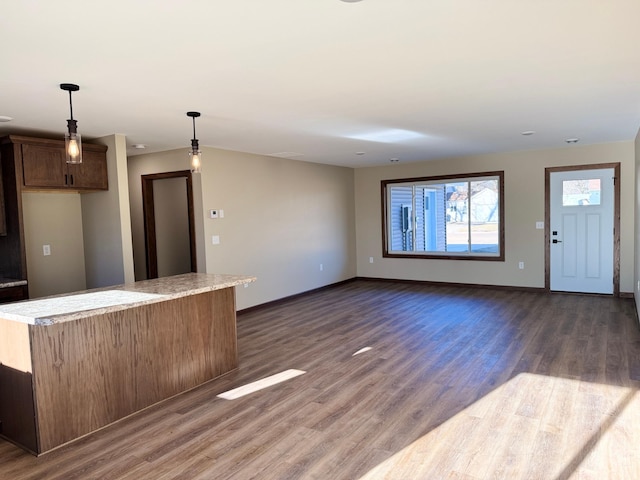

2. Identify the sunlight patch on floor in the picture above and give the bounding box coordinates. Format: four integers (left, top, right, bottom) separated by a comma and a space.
358, 373, 640, 479
353, 347, 373, 356
217, 369, 306, 400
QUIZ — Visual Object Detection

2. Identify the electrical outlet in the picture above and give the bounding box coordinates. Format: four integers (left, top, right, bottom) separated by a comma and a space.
212, 235, 220, 245
369, 257, 374, 264
43, 244, 51, 256
518, 261, 524, 269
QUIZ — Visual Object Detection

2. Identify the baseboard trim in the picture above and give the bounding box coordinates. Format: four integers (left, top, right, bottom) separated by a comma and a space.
237, 278, 357, 316
355, 276, 547, 293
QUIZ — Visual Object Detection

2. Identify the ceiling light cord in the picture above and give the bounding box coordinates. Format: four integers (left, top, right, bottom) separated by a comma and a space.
67, 90, 74, 121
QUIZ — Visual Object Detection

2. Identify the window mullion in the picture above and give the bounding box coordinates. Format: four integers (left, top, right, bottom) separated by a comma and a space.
412, 185, 417, 252
467, 180, 471, 253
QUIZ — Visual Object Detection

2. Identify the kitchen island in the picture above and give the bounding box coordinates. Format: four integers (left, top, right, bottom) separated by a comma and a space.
0, 273, 255, 455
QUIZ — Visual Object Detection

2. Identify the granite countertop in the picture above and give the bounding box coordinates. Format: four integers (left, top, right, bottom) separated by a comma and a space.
0, 277, 28, 289
0, 273, 255, 326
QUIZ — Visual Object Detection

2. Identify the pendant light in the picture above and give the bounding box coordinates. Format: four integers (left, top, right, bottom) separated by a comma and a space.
60, 83, 82, 164
187, 111, 202, 173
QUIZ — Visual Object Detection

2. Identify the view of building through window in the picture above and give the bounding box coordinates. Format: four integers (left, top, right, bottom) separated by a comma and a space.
562, 179, 601, 206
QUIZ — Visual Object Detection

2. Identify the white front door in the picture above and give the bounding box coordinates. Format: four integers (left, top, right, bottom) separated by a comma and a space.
549, 168, 614, 294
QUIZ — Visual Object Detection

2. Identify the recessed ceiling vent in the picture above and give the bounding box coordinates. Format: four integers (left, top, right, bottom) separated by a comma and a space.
266, 152, 305, 158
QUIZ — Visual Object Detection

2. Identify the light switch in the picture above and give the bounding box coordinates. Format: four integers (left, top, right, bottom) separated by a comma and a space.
43, 244, 51, 256
212, 235, 220, 245
210, 210, 219, 219
536, 221, 544, 229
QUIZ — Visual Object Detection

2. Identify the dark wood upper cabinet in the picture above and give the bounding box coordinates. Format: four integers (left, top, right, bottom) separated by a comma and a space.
20, 137, 108, 191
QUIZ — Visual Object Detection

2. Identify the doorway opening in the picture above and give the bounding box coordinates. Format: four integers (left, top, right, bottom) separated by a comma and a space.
142, 170, 197, 279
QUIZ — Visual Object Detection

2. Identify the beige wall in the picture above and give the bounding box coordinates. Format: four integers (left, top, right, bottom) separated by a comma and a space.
22, 192, 87, 298
355, 141, 635, 293
128, 147, 357, 309
82, 134, 135, 288
201, 149, 356, 309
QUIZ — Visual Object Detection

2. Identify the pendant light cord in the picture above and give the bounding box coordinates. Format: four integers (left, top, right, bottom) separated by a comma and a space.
68, 90, 74, 121
192, 116, 197, 140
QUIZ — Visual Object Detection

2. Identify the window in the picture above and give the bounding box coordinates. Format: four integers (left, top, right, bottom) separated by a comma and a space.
382, 171, 504, 260
562, 179, 601, 206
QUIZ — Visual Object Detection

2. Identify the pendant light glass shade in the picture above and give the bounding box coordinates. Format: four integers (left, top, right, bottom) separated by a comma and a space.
189, 142, 202, 173
187, 111, 202, 173
65, 120, 82, 164
60, 83, 83, 164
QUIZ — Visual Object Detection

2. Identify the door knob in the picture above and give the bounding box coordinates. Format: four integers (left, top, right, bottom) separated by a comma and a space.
552, 239, 562, 243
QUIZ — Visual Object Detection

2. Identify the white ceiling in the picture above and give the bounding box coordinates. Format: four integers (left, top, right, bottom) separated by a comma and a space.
1, 0, 640, 168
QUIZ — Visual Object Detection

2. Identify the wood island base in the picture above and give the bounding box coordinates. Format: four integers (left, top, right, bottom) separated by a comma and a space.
0, 273, 254, 455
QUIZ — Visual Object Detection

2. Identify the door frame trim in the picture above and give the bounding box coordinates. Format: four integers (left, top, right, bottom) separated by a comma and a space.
544, 162, 620, 295
142, 170, 197, 279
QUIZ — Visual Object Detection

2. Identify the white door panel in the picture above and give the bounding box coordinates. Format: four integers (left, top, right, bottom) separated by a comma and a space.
560, 213, 577, 278
585, 213, 601, 278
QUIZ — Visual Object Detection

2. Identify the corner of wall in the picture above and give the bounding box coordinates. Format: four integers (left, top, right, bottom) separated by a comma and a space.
81, 134, 134, 288
190, 172, 207, 274
634, 127, 640, 322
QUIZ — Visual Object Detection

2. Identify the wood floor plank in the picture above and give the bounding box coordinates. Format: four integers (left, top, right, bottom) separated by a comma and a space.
1, 280, 639, 479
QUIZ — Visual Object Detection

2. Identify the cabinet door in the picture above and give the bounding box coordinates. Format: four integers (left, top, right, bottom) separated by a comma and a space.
67, 149, 108, 190
21, 144, 67, 188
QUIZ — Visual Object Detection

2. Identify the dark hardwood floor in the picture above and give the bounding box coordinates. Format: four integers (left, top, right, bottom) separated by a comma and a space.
1, 280, 639, 479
